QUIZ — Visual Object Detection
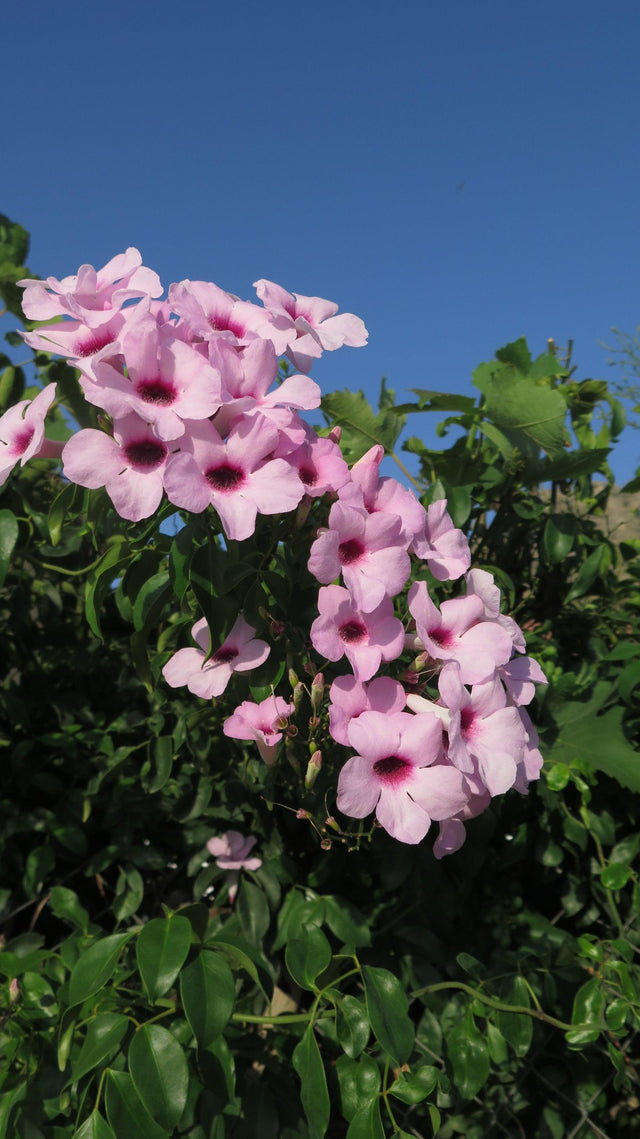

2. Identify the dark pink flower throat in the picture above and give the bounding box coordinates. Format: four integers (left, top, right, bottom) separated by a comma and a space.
206, 465, 245, 491
338, 538, 365, 565
125, 439, 167, 468
373, 755, 412, 786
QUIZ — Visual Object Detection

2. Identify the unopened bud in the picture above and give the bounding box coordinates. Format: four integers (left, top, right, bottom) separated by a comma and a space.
270, 618, 285, 638
292, 682, 306, 713
325, 816, 340, 832
9, 978, 19, 1003
305, 751, 322, 790
296, 497, 312, 528
296, 808, 311, 820
328, 425, 342, 444
310, 673, 324, 714
289, 668, 300, 690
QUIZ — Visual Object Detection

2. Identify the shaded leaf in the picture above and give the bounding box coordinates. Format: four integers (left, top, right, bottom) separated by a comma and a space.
136, 917, 192, 1003
180, 949, 235, 1047
292, 1025, 330, 1139
128, 1023, 189, 1131
362, 966, 414, 1064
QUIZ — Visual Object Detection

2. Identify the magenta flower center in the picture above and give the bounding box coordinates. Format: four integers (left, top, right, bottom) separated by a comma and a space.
338, 538, 365, 565
428, 624, 453, 648
76, 327, 116, 357
213, 645, 239, 664
208, 312, 246, 338
299, 464, 317, 487
124, 439, 167, 469
373, 755, 412, 786
339, 620, 367, 644
12, 427, 34, 455
137, 380, 176, 406
460, 707, 477, 734
206, 464, 245, 492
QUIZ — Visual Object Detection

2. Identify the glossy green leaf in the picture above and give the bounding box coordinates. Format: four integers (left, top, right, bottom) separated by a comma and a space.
146, 736, 173, 793
0, 509, 19, 588
285, 925, 332, 991
567, 977, 605, 1047
292, 1025, 330, 1139
346, 1096, 385, 1139
565, 544, 611, 602
542, 513, 577, 564
71, 1013, 129, 1082
336, 1055, 381, 1122
180, 949, 235, 1047
484, 369, 568, 457
84, 542, 131, 640
496, 976, 533, 1057
104, 1070, 168, 1139
323, 896, 371, 947
72, 1111, 117, 1139
49, 885, 89, 933
58, 1006, 78, 1073
362, 965, 414, 1064
601, 863, 632, 890
132, 571, 171, 632
47, 481, 79, 547
389, 1064, 438, 1104
336, 995, 370, 1058
128, 1023, 189, 1131
321, 388, 403, 462
136, 916, 192, 1003
237, 880, 270, 945
68, 932, 132, 1008
446, 1009, 490, 1099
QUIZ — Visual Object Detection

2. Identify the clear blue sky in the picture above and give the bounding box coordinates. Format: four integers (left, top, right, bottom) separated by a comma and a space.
5, 0, 640, 482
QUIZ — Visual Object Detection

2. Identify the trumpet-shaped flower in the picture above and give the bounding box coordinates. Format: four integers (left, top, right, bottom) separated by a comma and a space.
19, 248, 162, 326
308, 501, 410, 612
408, 580, 513, 684
162, 615, 270, 698
223, 694, 294, 765
206, 831, 261, 902
337, 710, 468, 844
412, 499, 471, 581
328, 675, 406, 746
254, 278, 368, 373
62, 413, 174, 521
310, 585, 405, 681
0, 385, 60, 485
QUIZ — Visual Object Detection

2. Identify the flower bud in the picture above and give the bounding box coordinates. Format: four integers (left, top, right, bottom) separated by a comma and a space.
310, 672, 324, 715
292, 682, 306, 714
327, 425, 342, 444
305, 750, 322, 790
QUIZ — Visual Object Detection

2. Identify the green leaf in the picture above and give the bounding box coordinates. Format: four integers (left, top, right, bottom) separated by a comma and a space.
285, 925, 332, 991
132, 572, 171, 632
71, 1013, 129, 1082
321, 388, 403, 462
292, 1025, 330, 1139
47, 481, 80, 547
336, 995, 370, 1058
495, 337, 532, 373
85, 542, 131, 640
0, 214, 29, 266
601, 863, 632, 890
496, 976, 533, 1057
180, 948, 235, 1048
446, 1009, 490, 1099
565, 543, 611, 602
389, 1064, 438, 1104
237, 880, 270, 945
169, 521, 196, 601
128, 1023, 189, 1132
104, 1070, 168, 1139
346, 1096, 385, 1139
542, 513, 577, 564
49, 886, 89, 934
146, 736, 174, 793
336, 1054, 381, 1122
68, 932, 132, 1008
362, 966, 414, 1064
323, 896, 371, 947
136, 917, 192, 1003
394, 389, 476, 415
0, 509, 19, 588
72, 1111, 117, 1139
566, 977, 605, 1046
484, 371, 569, 457
547, 694, 640, 792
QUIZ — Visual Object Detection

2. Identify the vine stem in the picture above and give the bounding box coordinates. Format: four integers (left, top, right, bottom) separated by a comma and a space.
411, 980, 578, 1032
390, 450, 422, 493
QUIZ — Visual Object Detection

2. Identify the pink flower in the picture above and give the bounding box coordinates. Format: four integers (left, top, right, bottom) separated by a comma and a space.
308, 501, 411, 612
276, 429, 350, 497
0, 385, 60, 486
436, 664, 526, 796
310, 585, 405, 681
163, 414, 304, 540
79, 315, 222, 441
328, 675, 406, 746
206, 830, 262, 902
408, 581, 513, 684
254, 278, 368, 373
62, 413, 174, 521
20, 248, 162, 326
162, 615, 270, 698
223, 694, 294, 765
168, 279, 291, 354
412, 499, 471, 581
339, 445, 426, 548
337, 710, 468, 844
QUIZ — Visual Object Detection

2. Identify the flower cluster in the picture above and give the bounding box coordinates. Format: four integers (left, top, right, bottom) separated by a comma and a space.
10, 248, 546, 855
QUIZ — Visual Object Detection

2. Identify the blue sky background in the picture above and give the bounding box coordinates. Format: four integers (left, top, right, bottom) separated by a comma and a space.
5, 0, 640, 482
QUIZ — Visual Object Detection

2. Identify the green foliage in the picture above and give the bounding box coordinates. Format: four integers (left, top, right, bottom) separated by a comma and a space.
1, 219, 639, 1137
